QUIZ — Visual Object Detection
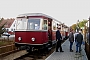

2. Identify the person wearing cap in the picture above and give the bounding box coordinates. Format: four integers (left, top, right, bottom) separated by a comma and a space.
56, 26, 64, 52
75, 31, 83, 53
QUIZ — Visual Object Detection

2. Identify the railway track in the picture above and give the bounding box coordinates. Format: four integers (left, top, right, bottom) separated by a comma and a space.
14, 47, 55, 60
0, 40, 66, 60
0, 45, 55, 60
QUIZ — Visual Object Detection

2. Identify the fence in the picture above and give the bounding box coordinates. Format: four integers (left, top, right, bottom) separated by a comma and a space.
0, 44, 17, 56
0, 37, 17, 56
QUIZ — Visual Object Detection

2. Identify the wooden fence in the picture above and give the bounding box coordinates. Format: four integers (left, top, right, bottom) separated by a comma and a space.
0, 37, 17, 56
0, 44, 17, 56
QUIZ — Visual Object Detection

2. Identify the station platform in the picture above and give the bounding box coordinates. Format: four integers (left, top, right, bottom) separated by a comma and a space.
45, 39, 88, 60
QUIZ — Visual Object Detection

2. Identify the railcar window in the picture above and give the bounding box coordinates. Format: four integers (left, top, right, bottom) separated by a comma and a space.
42, 20, 48, 30
53, 21, 57, 30
28, 19, 40, 30
17, 19, 27, 30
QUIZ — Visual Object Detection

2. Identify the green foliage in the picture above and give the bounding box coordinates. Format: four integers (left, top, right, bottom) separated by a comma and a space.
71, 19, 88, 31
79, 19, 88, 28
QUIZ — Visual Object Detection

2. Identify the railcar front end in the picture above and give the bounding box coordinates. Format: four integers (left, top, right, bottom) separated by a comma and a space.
15, 15, 51, 52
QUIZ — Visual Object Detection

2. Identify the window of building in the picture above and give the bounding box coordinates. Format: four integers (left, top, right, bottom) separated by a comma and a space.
13, 24, 15, 27
11, 29, 13, 31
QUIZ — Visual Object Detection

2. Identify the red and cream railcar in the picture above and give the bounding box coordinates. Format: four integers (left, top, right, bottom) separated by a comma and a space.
85, 20, 90, 60
15, 13, 62, 52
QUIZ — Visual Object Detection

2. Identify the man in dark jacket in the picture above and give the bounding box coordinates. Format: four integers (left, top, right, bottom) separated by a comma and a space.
56, 26, 64, 52
69, 31, 74, 52
76, 31, 83, 53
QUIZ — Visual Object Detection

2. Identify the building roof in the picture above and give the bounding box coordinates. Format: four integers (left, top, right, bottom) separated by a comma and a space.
0, 18, 15, 28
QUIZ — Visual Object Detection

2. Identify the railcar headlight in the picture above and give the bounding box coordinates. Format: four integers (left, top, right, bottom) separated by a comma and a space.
18, 37, 22, 41
31, 37, 35, 41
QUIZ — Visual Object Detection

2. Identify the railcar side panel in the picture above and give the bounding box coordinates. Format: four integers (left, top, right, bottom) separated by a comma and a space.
52, 31, 56, 40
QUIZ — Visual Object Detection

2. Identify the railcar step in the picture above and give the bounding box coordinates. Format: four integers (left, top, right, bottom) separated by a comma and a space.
48, 47, 52, 51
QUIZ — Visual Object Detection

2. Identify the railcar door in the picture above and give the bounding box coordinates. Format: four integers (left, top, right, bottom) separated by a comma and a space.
48, 19, 52, 46
48, 20, 52, 41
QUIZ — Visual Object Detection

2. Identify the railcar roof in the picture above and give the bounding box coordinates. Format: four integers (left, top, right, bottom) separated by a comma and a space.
17, 13, 62, 24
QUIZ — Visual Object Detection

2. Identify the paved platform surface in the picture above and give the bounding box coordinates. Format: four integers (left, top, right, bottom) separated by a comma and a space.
45, 39, 88, 60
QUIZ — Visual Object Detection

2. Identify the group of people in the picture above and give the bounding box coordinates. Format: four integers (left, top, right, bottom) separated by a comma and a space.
69, 30, 83, 53
56, 26, 83, 53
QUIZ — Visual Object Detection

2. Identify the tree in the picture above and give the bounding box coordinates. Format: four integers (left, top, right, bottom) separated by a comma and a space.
70, 24, 77, 31
0, 18, 6, 37
70, 19, 88, 32
79, 19, 88, 28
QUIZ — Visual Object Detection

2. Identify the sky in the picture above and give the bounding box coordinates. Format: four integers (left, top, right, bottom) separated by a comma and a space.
0, 0, 90, 26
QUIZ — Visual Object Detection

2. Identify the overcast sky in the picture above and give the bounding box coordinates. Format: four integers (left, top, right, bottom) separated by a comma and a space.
0, 0, 90, 26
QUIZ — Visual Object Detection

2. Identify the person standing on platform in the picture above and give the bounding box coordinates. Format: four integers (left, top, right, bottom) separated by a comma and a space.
75, 31, 83, 53
56, 26, 64, 52
69, 30, 74, 52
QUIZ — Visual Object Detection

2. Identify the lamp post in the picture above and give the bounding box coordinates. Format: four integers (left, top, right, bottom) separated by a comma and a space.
76, 20, 80, 32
